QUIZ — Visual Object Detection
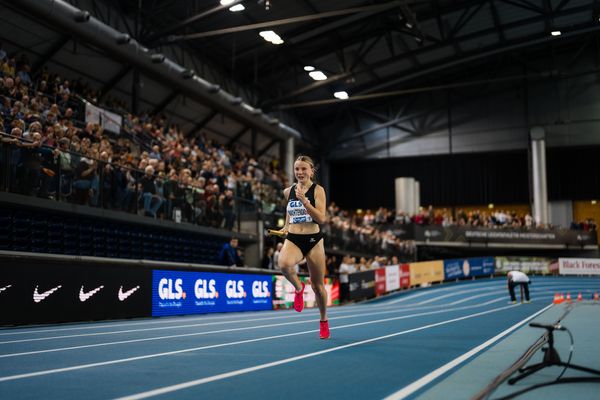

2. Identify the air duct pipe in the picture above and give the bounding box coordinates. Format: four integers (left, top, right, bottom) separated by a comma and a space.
13, 0, 301, 142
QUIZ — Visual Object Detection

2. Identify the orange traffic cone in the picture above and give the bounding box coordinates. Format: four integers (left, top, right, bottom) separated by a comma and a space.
577, 292, 583, 302
559, 293, 565, 303
594, 292, 599, 301
566, 293, 572, 303
553, 293, 561, 304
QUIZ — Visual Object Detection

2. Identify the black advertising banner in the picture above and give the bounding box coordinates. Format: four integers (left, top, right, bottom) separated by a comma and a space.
0, 261, 152, 325
415, 225, 597, 246
348, 270, 376, 301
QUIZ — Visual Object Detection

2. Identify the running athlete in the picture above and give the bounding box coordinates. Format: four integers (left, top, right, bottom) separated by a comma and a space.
273, 155, 330, 339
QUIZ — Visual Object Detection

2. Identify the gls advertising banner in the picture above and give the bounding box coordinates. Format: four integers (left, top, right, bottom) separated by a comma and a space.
443, 257, 495, 280
152, 270, 272, 316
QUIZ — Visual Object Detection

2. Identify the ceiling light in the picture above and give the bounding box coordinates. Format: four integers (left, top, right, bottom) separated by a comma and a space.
259, 30, 284, 45
304, 66, 315, 71
551, 30, 561, 36
229, 4, 245, 11
334, 91, 349, 100
308, 71, 327, 81
405, 22, 413, 29
220, 0, 236, 5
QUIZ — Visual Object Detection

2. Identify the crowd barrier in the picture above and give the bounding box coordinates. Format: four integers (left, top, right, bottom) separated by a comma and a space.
2, 252, 598, 326
347, 256, 600, 301
0, 252, 340, 326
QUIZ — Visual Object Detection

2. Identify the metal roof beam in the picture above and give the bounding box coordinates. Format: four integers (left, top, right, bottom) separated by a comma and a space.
168, 2, 403, 42
152, 91, 179, 115
98, 65, 133, 102
227, 127, 250, 147
188, 110, 218, 137
489, 0, 506, 43
257, 138, 279, 158
32, 35, 71, 74
145, 0, 244, 43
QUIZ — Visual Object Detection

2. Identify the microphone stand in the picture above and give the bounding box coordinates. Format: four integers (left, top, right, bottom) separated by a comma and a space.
508, 323, 600, 385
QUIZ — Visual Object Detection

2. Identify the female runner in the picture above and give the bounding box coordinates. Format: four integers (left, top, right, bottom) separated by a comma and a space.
273, 155, 330, 339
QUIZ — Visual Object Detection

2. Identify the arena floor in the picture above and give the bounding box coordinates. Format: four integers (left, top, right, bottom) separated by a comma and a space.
1, 276, 599, 400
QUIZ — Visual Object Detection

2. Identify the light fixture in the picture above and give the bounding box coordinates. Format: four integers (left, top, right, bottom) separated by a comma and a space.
74, 10, 90, 23
259, 30, 284, 45
551, 30, 561, 36
116, 34, 131, 45
151, 53, 165, 63
488, 203, 494, 209
229, 4, 245, 11
308, 71, 327, 81
304, 65, 315, 71
405, 21, 413, 29
181, 69, 195, 79
334, 91, 349, 100
592, 200, 597, 205
207, 84, 221, 93
220, 0, 235, 5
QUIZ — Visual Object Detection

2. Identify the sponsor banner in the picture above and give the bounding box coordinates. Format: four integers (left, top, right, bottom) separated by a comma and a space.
409, 260, 444, 286
415, 225, 596, 245
400, 264, 410, 288
272, 275, 339, 309
444, 257, 495, 280
85, 101, 123, 134
385, 265, 401, 292
0, 261, 151, 325
559, 258, 600, 275
375, 268, 386, 296
348, 270, 376, 300
152, 270, 272, 317
495, 256, 554, 274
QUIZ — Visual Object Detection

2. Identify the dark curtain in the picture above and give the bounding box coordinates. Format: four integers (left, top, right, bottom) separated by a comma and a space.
330, 146, 600, 210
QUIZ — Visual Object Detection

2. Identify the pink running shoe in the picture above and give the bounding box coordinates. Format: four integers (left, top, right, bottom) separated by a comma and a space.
293, 282, 305, 312
319, 320, 330, 339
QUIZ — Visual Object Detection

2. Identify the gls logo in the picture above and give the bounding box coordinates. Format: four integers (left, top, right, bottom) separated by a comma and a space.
252, 281, 270, 298
194, 279, 218, 299
226, 280, 246, 299
158, 278, 186, 300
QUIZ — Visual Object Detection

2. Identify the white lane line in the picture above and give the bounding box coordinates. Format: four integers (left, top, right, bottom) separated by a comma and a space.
416, 287, 498, 305
0, 312, 286, 336
0, 301, 510, 358
113, 304, 521, 400
382, 304, 553, 400
0, 303, 519, 382
0, 314, 311, 345
447, 290, 507, 305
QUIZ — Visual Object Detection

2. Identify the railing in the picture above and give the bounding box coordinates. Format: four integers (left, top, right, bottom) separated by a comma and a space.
0, 131, 270, 233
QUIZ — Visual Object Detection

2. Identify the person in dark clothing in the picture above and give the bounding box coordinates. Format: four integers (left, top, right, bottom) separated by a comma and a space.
140, 165, 163, 217
220, 188, 236, 230
72, 156, 96, 205
218, 237, 243, 267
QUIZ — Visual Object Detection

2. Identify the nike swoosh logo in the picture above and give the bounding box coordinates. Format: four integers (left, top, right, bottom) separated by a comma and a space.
79, 285, 104, 302
118, 285, 140, 301
0, 285, 12, 294
33, 285, 62, 303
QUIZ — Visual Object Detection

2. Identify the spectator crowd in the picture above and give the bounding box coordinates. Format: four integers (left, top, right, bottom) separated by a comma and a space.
0, 46, 287, 230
